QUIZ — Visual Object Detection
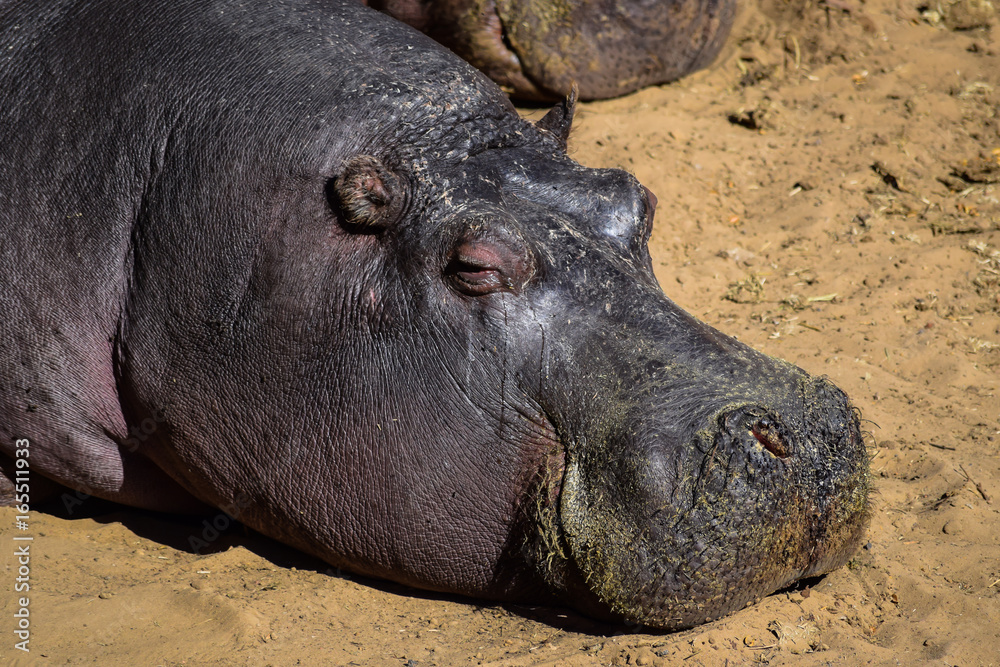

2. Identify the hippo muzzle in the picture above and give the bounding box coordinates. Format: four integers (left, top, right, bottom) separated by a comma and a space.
550, 373, 870, 628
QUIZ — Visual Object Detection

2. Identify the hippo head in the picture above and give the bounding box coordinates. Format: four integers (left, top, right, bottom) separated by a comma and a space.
370, 0, 737, 100
116, 3, 870, 631
322, 105, 871, 628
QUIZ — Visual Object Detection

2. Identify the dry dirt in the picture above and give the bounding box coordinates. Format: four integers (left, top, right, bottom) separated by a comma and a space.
3, 0, 1000, 664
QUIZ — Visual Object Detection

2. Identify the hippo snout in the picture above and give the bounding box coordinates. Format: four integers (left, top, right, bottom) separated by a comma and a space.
547, 364, 871, 630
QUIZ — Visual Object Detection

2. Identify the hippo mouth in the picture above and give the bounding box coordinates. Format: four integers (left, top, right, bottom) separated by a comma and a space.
528, 382, 872, 629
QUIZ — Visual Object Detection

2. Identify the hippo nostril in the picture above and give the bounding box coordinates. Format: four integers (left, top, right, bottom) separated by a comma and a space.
750, 417, 789, 458
721, 407, 792, 458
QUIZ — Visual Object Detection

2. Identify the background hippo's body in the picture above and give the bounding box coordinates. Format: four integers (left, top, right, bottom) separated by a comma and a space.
0, 0, 869, 629
365, 0, 737, 100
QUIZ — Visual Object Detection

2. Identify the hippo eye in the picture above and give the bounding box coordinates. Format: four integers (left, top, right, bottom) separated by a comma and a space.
750, 417, 789, 459
449, 262, 506, 295
445, 239, 528, 297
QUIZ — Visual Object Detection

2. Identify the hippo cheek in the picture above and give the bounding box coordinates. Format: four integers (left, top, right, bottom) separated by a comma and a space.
556, 383, 871, 629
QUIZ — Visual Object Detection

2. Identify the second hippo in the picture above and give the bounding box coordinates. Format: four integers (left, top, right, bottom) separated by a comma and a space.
367, 0, 737, 99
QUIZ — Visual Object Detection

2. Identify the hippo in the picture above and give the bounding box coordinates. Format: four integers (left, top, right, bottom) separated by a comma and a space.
0, 0, 869, 630
365, 0, 737, 100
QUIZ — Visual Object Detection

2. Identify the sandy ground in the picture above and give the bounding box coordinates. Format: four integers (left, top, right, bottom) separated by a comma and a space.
3, 0, 1000, 664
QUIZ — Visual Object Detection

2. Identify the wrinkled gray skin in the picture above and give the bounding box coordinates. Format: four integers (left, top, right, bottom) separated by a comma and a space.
366, 0, 737, 100
0, 0, 869, 629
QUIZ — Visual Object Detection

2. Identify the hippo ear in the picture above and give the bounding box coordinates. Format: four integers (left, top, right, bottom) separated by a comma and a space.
534, 83, 578, 150
329, 155, 404, 232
